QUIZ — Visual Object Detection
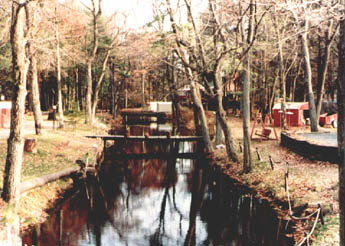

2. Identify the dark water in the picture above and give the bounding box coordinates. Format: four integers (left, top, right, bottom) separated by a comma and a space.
22, 124, 294, 246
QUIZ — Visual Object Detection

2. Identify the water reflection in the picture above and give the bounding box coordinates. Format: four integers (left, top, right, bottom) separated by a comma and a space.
22, 150, 294, 246
22, 123, 293, 246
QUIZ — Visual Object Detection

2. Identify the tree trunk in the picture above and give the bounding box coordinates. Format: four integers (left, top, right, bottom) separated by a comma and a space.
337, 9, 345, 245
109, 59, 126, 119
74, 68, 79, 111
77, 68, 83, 111
28, 48, 43, 135
66, 79, 70, 111
242, 56, 252, 173
55, 12, 64, 129
141, 72, 145, 108
166, 55, 182, 128
273, 13, 291, 129
91, 49, 111, 121
114, 79, 126, 120
125, 88, 128, 108
268, 71, 279, 116
215, 115, 223, 145
20, 167, 80, 193
116, 80, 126, 116
316, 46, 330, 121
301, 20, 318, 132
85, 0, 102, 125
214, 64, 238, 162
290, 60, 301, 102
2, 0, 29, 214
316, 21, 338, 121
165, 0, 213, 154
242, 0, 254, 173
85, 61, 93, 124
189, 71, 213, 153
278, 41, 287, 129
109, 61, 115, 117
26, 1, 43, 135
206, 0, 238, 162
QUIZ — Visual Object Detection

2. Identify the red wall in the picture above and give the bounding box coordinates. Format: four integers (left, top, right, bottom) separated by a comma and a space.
0, 104, 11, 128
0, 109, 11, 128
273, 109, 304, 127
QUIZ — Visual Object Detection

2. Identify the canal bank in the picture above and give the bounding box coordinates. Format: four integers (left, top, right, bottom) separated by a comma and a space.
0, 113, 107, 242
212, 117, 339, 245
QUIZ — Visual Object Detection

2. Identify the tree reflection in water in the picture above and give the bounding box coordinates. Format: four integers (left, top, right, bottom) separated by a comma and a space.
22, 126, 294, 246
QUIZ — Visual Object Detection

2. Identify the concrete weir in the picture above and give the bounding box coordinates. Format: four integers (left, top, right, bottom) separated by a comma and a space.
280, 132, 338, 163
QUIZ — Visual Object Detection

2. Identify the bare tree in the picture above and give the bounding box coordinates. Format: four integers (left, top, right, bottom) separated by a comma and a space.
85, 0, 102, 125
300, 16, 318, 132
27, 1, 43, 135
272, 11, 298, 129
165, 0, 213, 153
90, 39, 115, 120
28, 44, 44, 134
108, 57, 128, 119
316, 19, 339, 122
238, 0, 256, 173
208, 0, 239, 162
2, 0, 29, 215
83, 0, 125, 124
55, 4, 64, 128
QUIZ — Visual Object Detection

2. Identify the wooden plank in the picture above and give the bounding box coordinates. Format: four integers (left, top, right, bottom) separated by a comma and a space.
104, 152, 200, 160
86, 135, 202, 142
120, 111, 167, 117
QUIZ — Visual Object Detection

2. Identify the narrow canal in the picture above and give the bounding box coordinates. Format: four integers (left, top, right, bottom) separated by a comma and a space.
22, 123, 294, 246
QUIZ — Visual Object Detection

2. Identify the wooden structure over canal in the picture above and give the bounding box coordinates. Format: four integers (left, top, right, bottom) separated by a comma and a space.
120, 110, 171, 123
86, 135, 203, 159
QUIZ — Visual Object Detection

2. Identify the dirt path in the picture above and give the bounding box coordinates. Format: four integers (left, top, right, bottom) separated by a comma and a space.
0, 118, 55, 139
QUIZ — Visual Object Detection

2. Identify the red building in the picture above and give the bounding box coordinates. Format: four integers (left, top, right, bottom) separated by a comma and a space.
0, 101, 11, 128
273, 102, 309, 127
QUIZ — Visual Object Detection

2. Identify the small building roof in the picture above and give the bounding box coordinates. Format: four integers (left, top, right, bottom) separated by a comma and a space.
273, 102, 309, 110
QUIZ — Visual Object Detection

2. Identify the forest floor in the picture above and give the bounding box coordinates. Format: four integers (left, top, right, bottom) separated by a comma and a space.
0, 111, 340, 245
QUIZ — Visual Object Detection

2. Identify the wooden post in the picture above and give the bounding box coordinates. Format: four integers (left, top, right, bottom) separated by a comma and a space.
125, 89, 128, 109
286, 161, 289, 178
256, 147, 261, 161
103, 139, 107, 157
59, 209, 63, 246
318, 204, 325, 225
269, 155, 274, 170
35, 224, 41, 246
